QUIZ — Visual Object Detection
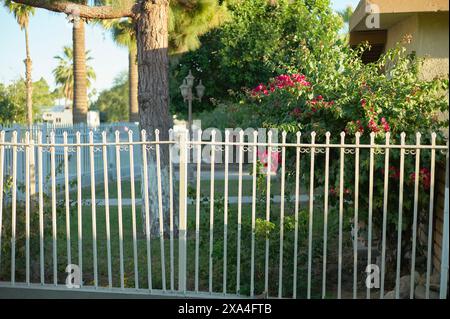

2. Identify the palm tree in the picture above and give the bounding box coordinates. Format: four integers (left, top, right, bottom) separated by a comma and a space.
53, 45, 96, 109
70, 0, 89, 123
102, 18, 139, 122
4, 0, 35, 126
168, 0, 227, 55
102, 2, 227, 122
338, 5, 353, 30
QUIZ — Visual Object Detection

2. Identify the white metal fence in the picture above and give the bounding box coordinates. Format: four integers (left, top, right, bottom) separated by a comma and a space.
0, 126, 448, 299
0, 123, 141, 194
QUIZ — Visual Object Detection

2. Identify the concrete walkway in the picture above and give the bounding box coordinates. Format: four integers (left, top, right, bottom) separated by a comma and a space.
79, 194, 310, 206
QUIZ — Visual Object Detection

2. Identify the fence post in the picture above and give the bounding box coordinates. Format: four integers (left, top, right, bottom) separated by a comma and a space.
440, 146, 449, 299
178, 129, 188, 293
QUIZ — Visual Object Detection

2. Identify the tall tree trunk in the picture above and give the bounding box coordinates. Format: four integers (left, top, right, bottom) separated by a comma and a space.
24, 26, 33, 127
72, 18, 88, 123
24, 25, 36, 197
129, 47, 139, 122
136, 0, 176, 237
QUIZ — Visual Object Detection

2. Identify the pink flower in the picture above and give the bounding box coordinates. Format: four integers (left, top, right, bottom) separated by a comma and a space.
257, 149, 280, 174
252, 83, 266, 96
380, 117, 390, 132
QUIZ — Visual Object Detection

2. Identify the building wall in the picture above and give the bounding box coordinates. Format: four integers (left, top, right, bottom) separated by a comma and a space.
385, 12, 449, 80
416, 13, 449, 81
433, 162, 447, 273
383, 12, 448, 279
385, 14, 420, 53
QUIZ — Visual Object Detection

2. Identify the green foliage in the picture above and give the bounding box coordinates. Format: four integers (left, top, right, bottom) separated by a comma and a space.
101, 18, 136, 51
53, 45, 96, 106
337, 5, 353, 24
255, 218, 275, 238
102, 1, 228, 55
91, 72, 129, 122
0, 78, 57, 123
231, 43, 448, 280
0, 159, 72, 282
169, 0, 228, 55
170, 0, 343, 116
3, 0, 35, 30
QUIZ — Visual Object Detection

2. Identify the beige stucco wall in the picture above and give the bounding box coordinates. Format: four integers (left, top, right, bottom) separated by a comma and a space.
416, 13, 449, 81
385, 12, 449, 80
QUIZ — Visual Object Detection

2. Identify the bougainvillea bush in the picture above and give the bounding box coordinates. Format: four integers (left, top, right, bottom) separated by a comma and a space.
241, 43, 448, 283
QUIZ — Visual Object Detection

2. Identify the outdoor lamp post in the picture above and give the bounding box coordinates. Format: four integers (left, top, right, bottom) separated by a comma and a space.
179, 70, 205, 131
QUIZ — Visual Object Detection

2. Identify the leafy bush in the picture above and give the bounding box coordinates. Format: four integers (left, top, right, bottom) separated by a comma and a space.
170, 0, 344, 116
91, 73, 129, 122
233, 43, 448, 284
0, 78, 56, 123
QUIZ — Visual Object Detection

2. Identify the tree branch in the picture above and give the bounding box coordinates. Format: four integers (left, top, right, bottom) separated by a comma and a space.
11, 0, 136, 19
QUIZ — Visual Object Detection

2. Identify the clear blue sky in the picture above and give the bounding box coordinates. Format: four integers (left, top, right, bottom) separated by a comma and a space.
0, 0, 360, 96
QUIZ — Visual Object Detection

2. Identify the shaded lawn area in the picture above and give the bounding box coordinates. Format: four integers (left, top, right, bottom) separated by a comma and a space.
80, 176, 283, 200
0, 189, 354, 298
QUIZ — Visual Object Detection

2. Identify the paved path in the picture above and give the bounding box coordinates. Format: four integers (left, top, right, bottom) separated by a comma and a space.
78, 194, 310, 206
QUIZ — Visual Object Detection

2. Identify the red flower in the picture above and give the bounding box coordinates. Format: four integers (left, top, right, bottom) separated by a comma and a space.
368, 118, 380, 133
361, 99, 367, 107
410, 167, 431, 190
390, 166, 400, 180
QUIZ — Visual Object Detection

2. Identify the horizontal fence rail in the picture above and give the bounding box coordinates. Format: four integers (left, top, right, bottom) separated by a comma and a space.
0, 125, 448, 299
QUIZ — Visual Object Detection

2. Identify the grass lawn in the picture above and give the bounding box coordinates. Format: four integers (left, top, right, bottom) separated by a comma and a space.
0, 187, 356, 298
80, 175, 283, 200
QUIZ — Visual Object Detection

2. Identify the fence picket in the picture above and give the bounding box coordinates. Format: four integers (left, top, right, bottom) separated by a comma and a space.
102, 131, 112, 288
63, 132, 72, 270
236, 130, 244, 295
380, 132, 390, 298
265, 131, 272, 296
209, 130, 216, 294
50, 131, 57, 286
195, 129, 202, 293
307, 132, 316, 299
278, 131, 287, 298
338, 132, 345, 299
425, 133, 436, 299
250, 130, 258, 297
155, 129, 166, 291
0, 131, 4, 273
25, 132, 30, 285
395, 133, 406, 299
76, 131, 83, 286
322, 132, 330, 299
141, 130, 153, 292
115, 130, 124, 289
353, 132, 360, 299
168, 129, 175, 292
223, 130, 229, 294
